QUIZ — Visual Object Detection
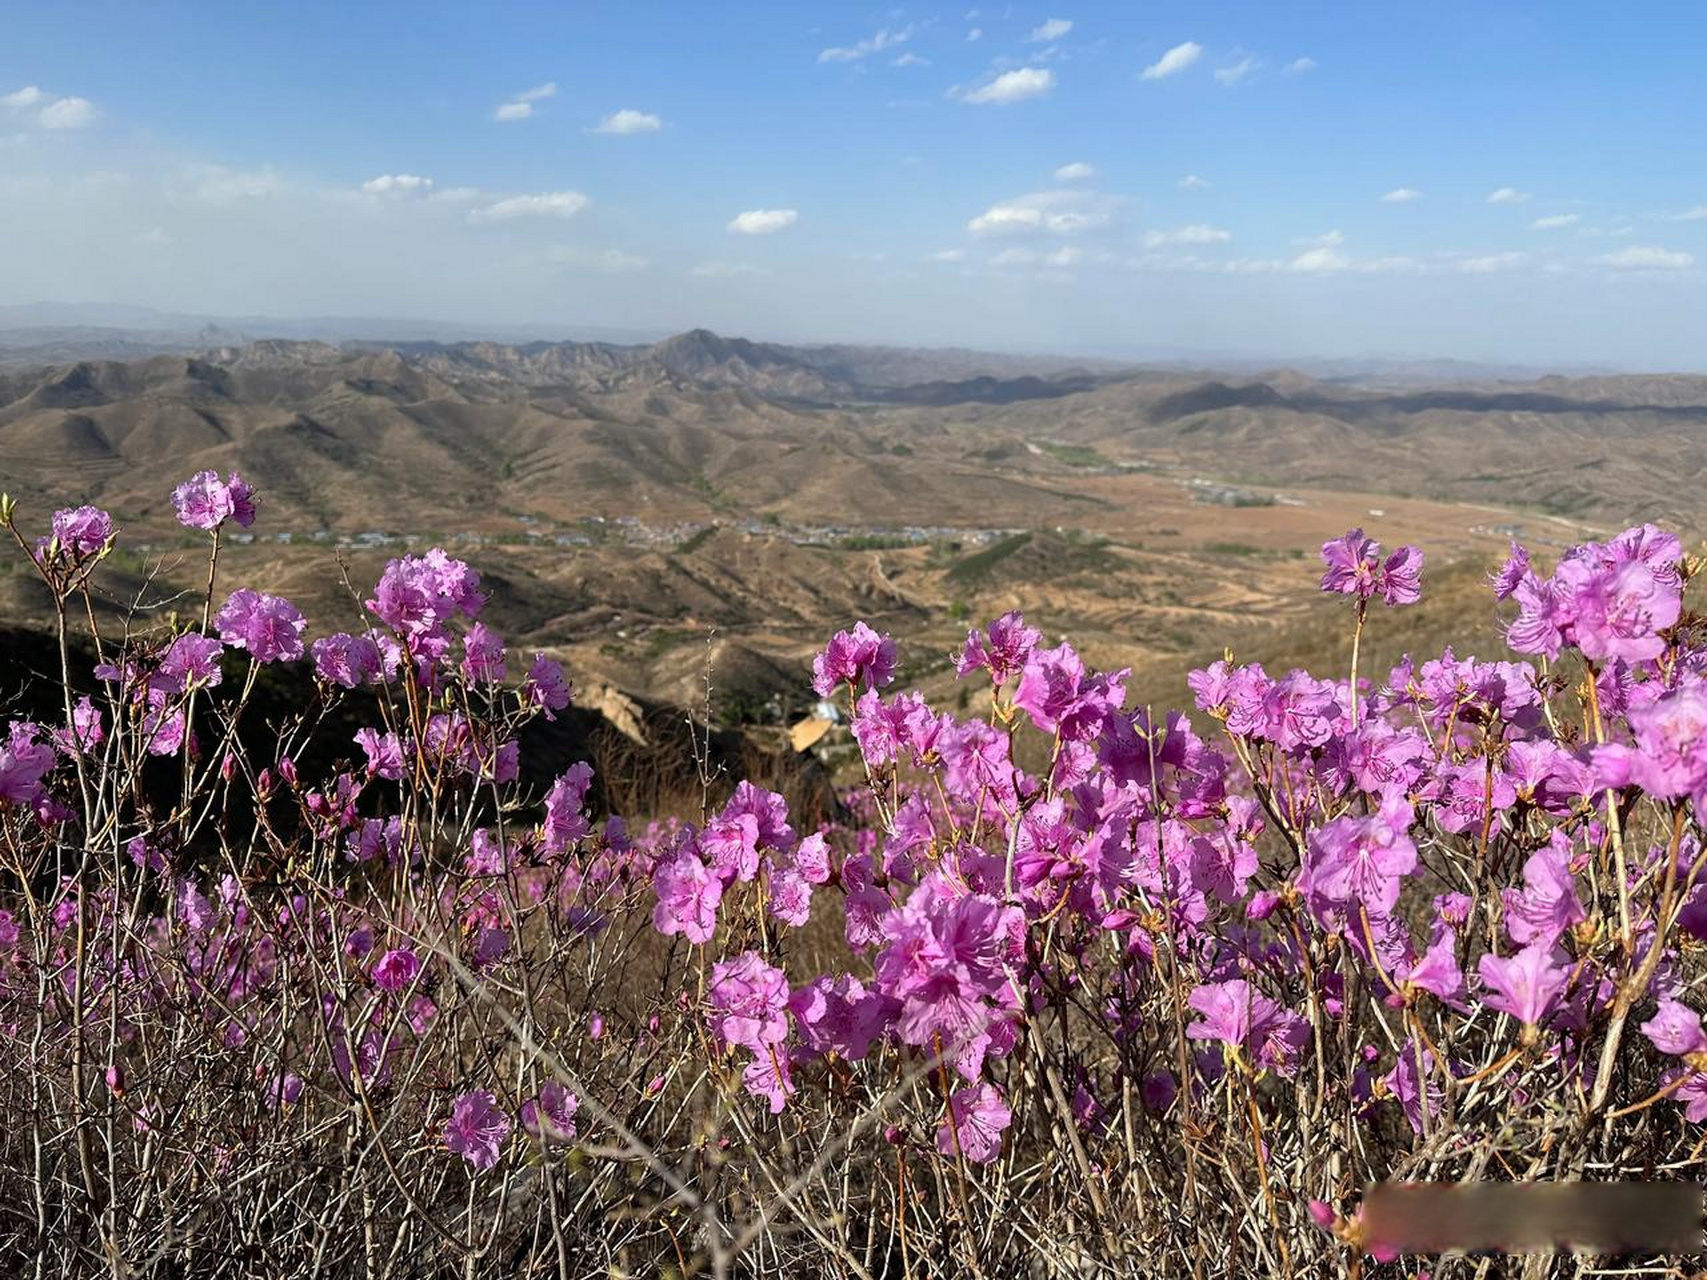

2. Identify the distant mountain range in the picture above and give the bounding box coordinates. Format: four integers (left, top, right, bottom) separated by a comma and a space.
0, 303, 1636, 385
1, 328, 1703, 546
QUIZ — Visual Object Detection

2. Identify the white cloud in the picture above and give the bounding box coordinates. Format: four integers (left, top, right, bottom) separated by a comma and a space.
691, 260, 766, 278
1178, 173, 1210, 190
819, 26, 912, 63
727, 208, 798, 234
361, 173, 434, 195
1053, 161, 1095, 182
1283, 57, 1316, 74
1487, 187, 1530, 204
1598, 246, 1694, 271
593, 109, 663, 134
966, 27, 982, 41
548, 246, 649, 273
1659, 204, 1707, 222
2, 85, 45, 108
1215, 56, 1258, 85
1143, 224, 1231, 247
39, 97, 96, 129
469, 191, 590, 222
958, 67, 1056, 105
892, 52, 930, 67
187, 165, 284, 203
1141, 42, 1201, 80
1530, 213, 1578, 229
968, 189, 1112, 236
1294, 229, 1344, 247
926, 248, 967, 262
494, 83, 555, 122
1379, 187, 1420, 203
990, 245, 1083, 269
1457, 252, 1526, 273
1283, 248, 1425, 275
1028, 18, 1073, 42
1289, 246, 1350, 273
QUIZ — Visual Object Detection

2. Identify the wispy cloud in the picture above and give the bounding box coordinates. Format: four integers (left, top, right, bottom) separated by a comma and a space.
1028, 18, 1073, 42
548, 246, 649, 273
1487, 186, 1530, 204
926, 248, 967, 262
891, 52, 930, 67
1598, 246, 1694, 271
468, 191, 589, 222
819, 26, 912, 63
1531, 213, 1578, 230
1659, 204, 1707, 222
1456, 252, 1527, 273
727, 208, 798, 234
968, 189, 1112, 236
1, 85, 45, 108
1283, 56, 1316, 74
1379, 187, 1420, 203
361, 174, 433, 195
956, 67, 1056, 104
691, 260, 767, 278
1143, 224, 1231, 247
592, 109, 662, 134
1214, 56, 1258, 85
493, 82, 556, 122
39, 96, 96, 129
1178, 174, 1210, 190
1142, 42, 1201, 80
966, 26, 982, 41
1294, 229, 1344, 247
1053, 161, 1095, 182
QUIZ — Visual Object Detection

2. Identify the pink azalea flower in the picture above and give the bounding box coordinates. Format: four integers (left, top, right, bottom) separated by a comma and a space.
444, 1090, 511, 1171
522, 653, 571, 719
371, 948, 421, 993
172, 470, 256, 531
50, 505, 115, 557
1477, 941, 1568, 1028
811, 621, 898, 698
520, 1081, 580, 1142
215, 589, 306, 663
709, 950, 791, 1051
936, 1083, 1010, 1163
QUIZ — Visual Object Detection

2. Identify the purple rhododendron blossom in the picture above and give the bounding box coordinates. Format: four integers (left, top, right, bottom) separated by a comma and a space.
0, 723, 57, 808
1641, 999, 1707, 1057
460, 622, 507, 684
936, 1083, 1011, 1163
709, 950, 791, 1051
653, 849, 722, 944
216, 589, 307, 663
154, 633, 224, 696
50, 505, 115, 557
811, 621, 898, 698
1477, 942, 1569, 1028
955, 611, 1041, 685
522, 653, 571, 719
172, 471, 256, 531
520, 1081, 579, 1142
1320, 529, 1424, 606
371, 948, 421, 993
444, 1090, 510, 1171
311, 633, 383, 688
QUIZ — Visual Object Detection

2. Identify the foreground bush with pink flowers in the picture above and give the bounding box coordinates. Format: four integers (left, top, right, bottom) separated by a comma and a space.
2, 479, 1706, 1278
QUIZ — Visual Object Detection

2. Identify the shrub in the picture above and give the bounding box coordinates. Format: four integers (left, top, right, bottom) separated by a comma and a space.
1, 486, 1705, 1277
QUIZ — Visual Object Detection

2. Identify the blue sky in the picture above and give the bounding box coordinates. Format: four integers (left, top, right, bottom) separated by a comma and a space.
3, 1, 1705, 366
